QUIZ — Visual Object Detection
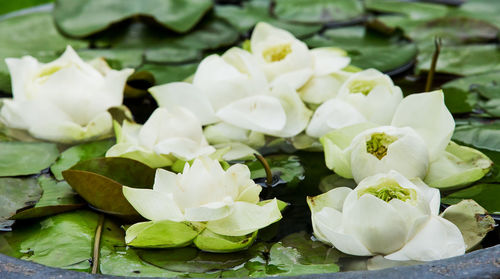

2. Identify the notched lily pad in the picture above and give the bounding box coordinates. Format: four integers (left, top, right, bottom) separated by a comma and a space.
10, 175, 85, 220
0, 177, 41, 230
54, 0, 213, 37
441, 200, 495, 250
0, 141, 59, 177
442, 184, 500, 214
125, 220, 203, 248
62, 157, 155, 218
273, 0, 364, 24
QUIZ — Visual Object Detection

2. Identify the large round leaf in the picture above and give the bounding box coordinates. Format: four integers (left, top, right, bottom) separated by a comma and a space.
0, 177, 41, 230
54, 0, 213, 37
273, 0, 364, 24
0, 142, 59, 177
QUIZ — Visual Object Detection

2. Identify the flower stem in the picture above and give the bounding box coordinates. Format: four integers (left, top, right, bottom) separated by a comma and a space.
254, 153, 273, 187
425, 37, 442, 92
91, 214, 105, 274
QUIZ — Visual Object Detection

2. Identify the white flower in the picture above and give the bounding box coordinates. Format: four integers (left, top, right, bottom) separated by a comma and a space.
307, 170, 465, 261
321, 90, 456, 183
0, 46, 133, 143
250, 22, 313, 83
150, 47, 312, 139
307, 69, 403, 138
106, 107, 215, 168
123, 156, 282, 236
298, 48, 352, 104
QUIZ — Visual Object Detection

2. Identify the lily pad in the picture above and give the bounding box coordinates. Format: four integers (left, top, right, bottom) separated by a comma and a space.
10, 175, 85, 220
441, 200, 495, 250
306, 26, 418, 73
0, 0, 53, 15
0, 210, 98, 271
0, 177, 41, 230
51, 139, 115, 180
442, 184, 500, 214
194, 229, 258, 253
0, 141, 59, 177
273, 0, 364, 24
246, 155, 305, 187
62, 157, 155, 218
125, 220, 203, 248
453, 123, 500, 152
137, 63, 198, 85
215, 0, 322, 38
54, 0, 213, 37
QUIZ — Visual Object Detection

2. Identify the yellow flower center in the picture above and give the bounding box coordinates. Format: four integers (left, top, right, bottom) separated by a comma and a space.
348, 80, 377, 95
366, 132, 397, 160
263, 43, 292, 62
359, 180, 416, 203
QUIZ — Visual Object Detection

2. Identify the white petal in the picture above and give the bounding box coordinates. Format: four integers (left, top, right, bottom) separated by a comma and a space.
270, 68, 313, 90
206, 199, 282, 236
320, 123, 377, 178
215, 142, 258, 161
299, 72, 350, 104
0, 99, 29, 129
122, 186, 184, 222
216, 95, 286, 133
204, 122, 251, 144
391, 90, 454, 161
314, 207, 372, 256
154, 138, 215, 161
349, 126, 430, 183
385, 215, 465, 261
267, 83, 312, 137
5, 56, 40, 101
152, 168, 178, 193
344, 194, 408, 254
307, 187, 352, 214
105, 143, 174, 168
149, 82, 217, 125
226, 163, 261, 204
184, 201, 232, 222
306, 98, 367, 138
311, 47, 351, 76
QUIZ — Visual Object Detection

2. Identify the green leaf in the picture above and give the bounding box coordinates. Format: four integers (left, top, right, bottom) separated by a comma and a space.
442, 184, 500, 214
0, 0, 53, 15
365, 0, 449, 21
0, 210, 98, 271
125, 220, 203, 248
0, 141, 59, 177
246, 155, 305, 187
453, 123, 500, 152
54, 0, 213, 37
265, 232, 340, 276
215, 0, 322, 38
62, 157, 155, 218
137, 246, 254, 273
318, 174, 357, 193
0, 11, 87, 93
306, 26, 418, 73
10, 175, 84, 220
137, 63, 197, 85
194, 229, 257, 253
0, 178, 41, 230
51, 139, 115, 180
273, 0, 364, 24
424, 142, 493, 190
441, 200, 495, 251
454, 0, 500, 29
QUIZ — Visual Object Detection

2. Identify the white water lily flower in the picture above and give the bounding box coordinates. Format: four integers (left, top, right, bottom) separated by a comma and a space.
298, 48, 352, 104
0, 46, 133, 143
307, 170, 465, 261
123, 156, 282, 236
307, 69, 403, 138
151, 48, 312, 140
106, 107, 215, 168
322, 90, 457, 183
250, 22, 313, 83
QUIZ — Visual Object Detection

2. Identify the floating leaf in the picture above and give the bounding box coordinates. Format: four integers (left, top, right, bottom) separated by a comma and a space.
273, 0, 364, 24
441, 200, 495, 250
125, 220, 203, 248
0, 178, 41, 230
0, 210, 98, 271
442, 184, 500, 214
137, 63, 197, 85
62, 157, 155, 218
306, 26, 417, 73
10, 175, 85, 220
51, 139, 115, 180
194, 229, 257, 253
453, 123, 500, 152
215, 0, 322, 38
0, 141, 59, 177
54, 0, 213, 37
0, 0, 53, 15
246, 155, 305, 187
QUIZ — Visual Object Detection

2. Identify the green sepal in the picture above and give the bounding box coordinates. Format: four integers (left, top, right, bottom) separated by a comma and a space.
125, 220, 204, 248
193, 229, 258, 253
